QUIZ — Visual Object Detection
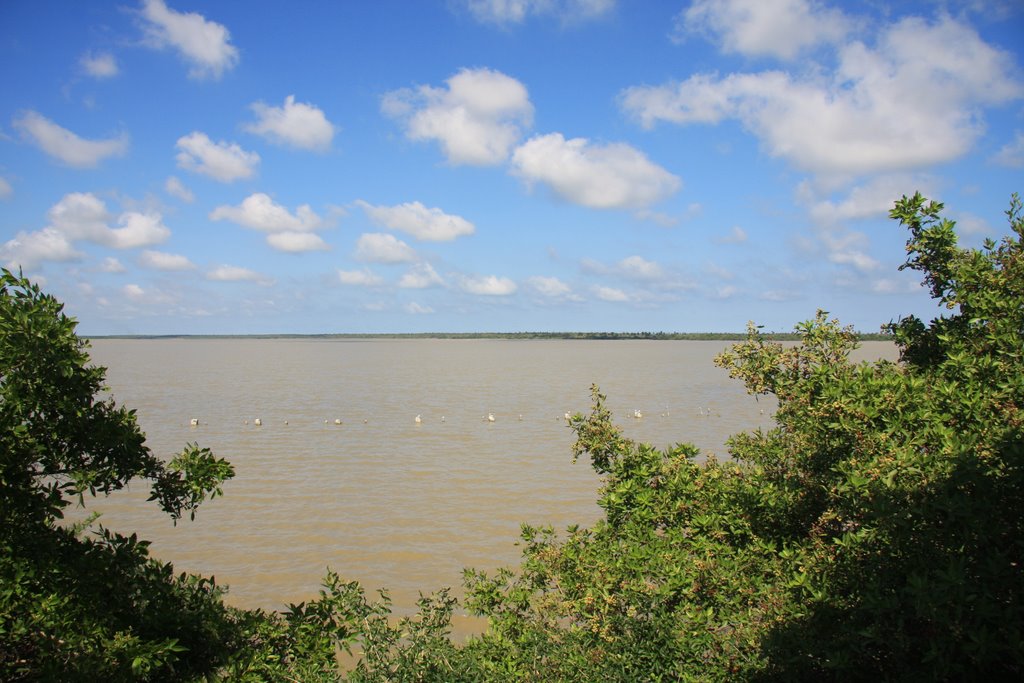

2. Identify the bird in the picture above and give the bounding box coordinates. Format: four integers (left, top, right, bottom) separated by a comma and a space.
633, 409, 643, 419
334, 418, 343, 425
189, 418, 199, 427
415, 414, 422, 424
253, 418, 262, 426
564, 411, 571, 421
487, 413, 495, 422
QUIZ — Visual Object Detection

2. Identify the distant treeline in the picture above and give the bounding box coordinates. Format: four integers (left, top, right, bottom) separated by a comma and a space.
88, 330, 894, 341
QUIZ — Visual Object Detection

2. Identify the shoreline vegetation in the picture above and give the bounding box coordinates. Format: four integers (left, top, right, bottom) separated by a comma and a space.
86, 330, 894, 341
7, 193, 1020, 680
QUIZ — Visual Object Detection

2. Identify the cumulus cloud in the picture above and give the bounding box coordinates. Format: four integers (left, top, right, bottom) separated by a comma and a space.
13, 111, 128, 168
1, 193, 172, 270
210, 193, 321, 232
164, 176, 194, 202
100, 256, 126, 273
405, 302, 434, 314
399, 262, 444, 289
991, 131, 1024, 168
382, 67, 533, 165
80, 51, 119, 78
107, 212, 172, 249
356, 200, 475, 241
622, 15, 1024, 179
138, 0, 239, 80
207, 265, 271, 283
459, 274, 517, 295
355, 233, 418, 263
42, 192, 171, 250
674, 0, 852, 60
716, 226, 748, 244
820, 228, 880, 272
139, 249, 195, 270
266, 232, 329, 253
245, 95, 335, 151
594, 285, 629, 302
527, 275, 571, 297
1, 228, 80, 270
807, 175, 934, 226
511, 133, 680, 209
176, 132, 259, 182
618, 255, 664, 280
338, 268, 384, 286
462, 0, 615, 25
403, 301, 432, 315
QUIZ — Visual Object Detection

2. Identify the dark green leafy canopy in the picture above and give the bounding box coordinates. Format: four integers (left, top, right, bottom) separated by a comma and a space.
0, 268, 234, 527
459, 194, 1024, 681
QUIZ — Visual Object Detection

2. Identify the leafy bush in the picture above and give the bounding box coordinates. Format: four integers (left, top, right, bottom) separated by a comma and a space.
2, 192, 1021, 680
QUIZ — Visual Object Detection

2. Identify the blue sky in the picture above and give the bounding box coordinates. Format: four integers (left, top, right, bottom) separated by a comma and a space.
1, 0, 1022, 335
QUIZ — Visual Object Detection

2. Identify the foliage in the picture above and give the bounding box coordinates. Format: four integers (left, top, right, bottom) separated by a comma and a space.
456, 193, 1023, 680
0, 268, 237, 680
2, 192, 1021, 680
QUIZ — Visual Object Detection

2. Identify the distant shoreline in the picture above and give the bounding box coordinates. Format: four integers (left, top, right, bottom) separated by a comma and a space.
86, 331, 893, 342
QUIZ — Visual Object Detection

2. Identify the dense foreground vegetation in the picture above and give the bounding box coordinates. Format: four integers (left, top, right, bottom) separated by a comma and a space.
2, 193, 1021, 680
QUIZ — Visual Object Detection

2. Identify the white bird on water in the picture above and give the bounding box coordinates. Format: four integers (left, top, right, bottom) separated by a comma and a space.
415, 414, 422, 424
633, 409, 643, 419
487, 413, 495, 422
189, 418, 199, 427
253, 418, 262, 426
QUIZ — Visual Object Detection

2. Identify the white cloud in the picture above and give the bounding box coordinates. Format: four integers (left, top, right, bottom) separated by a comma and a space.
355, 233, 418, 263
100, 256, 126, 273
714, 285, 739, 299
527, 275, 571, 297
1, 228, 80, 270
459, 274, 517, 295
245, 95, 335, 151
807, 175, 933, 226
399, 262, 444, 288
41, 192, 170, 250
138, 0, 239, 80
13, 111, 128, 168
820, 228, 880, 272
139, 249, 195, 270
405, 302, 434, 314
511, 133, 680, 209
123, 283, 147, 301
622, 15, 1024, 178
80, 51, 119, 78
991, 131, 1024, 168
210, 193, 321, 232
717, 226, 748, 244
266, 231, 329, 253
108, 212, 172, 249
164, 176, 194, 203
463, 0, 615, 25
338, 268, 384, 286
618, 255, 663, 280
207, 265, 271, 284
871, 277, 920, 294
356, 200, 475, 241
594, 285, 629, 302
675, 0, 852, 60
383, 67, 533, 165
176, 132, 259, 182
0, 177, 11, 200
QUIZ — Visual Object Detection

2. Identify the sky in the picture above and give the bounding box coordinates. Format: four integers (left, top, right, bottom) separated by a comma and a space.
1, 1, 1022, 335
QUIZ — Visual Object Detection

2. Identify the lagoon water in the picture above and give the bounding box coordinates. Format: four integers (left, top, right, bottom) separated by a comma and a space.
80, 338, 896, 619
